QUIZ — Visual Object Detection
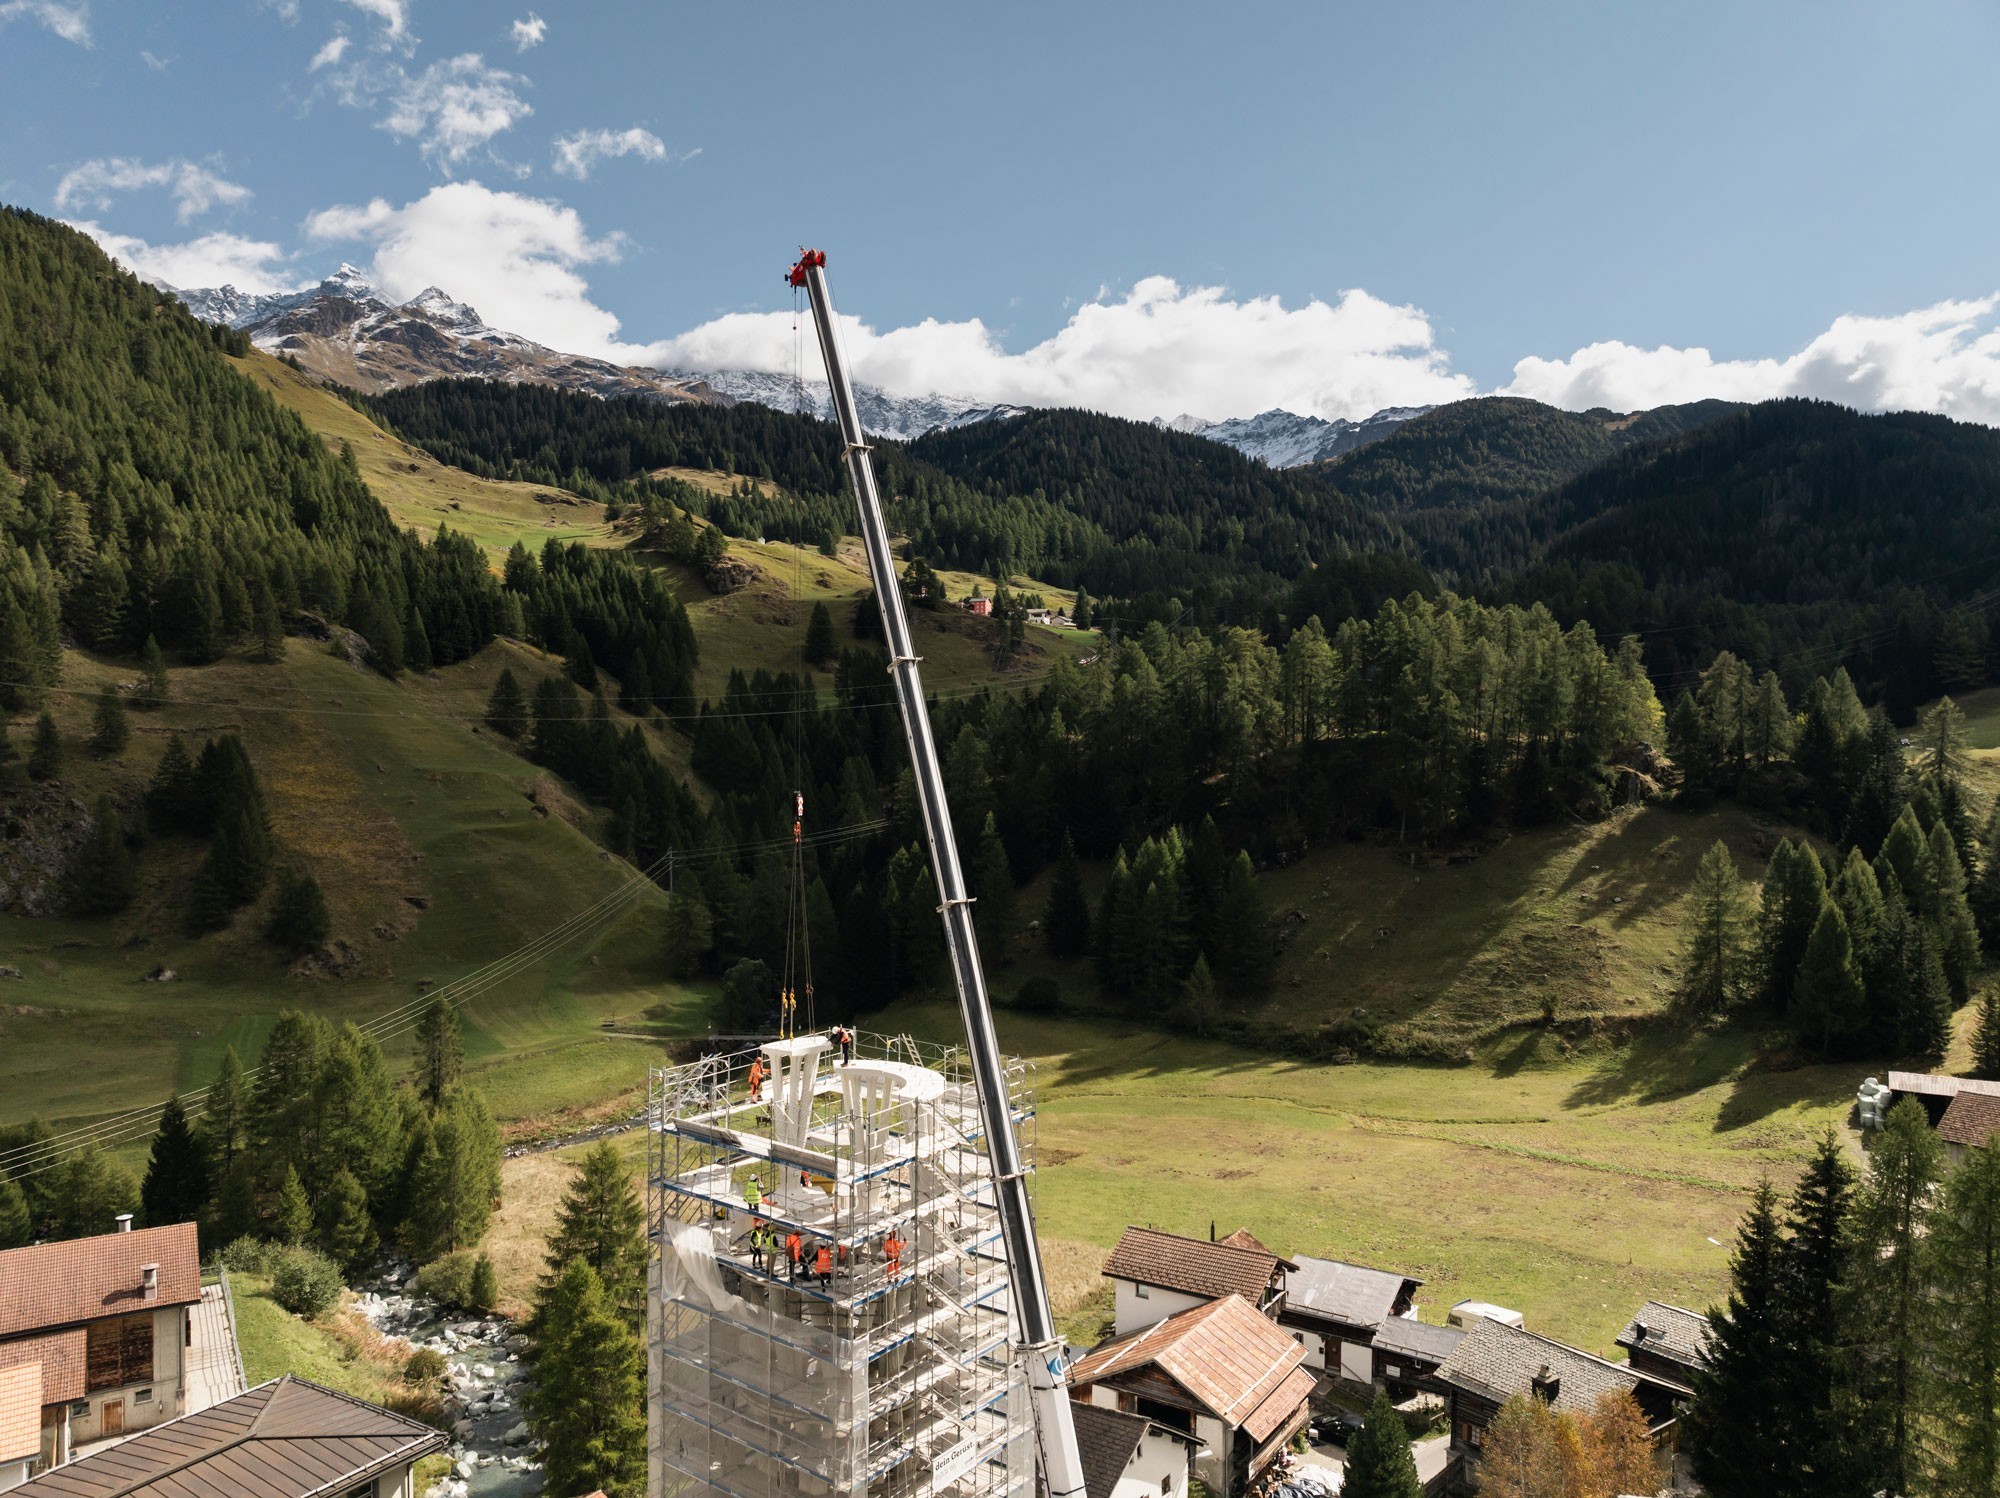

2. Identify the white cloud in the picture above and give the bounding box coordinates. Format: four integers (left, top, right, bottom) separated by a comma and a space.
55, 157, 253, 223
304, 182, 627, 352
649, 276, 1477, 422
510, 12, 543, 50
551, 127, 669, 180
310, 33, 349, 70
380, 53, 532, 170
139, 48, 170, 69
0, 0, 90, 45
1503, 297, 2000, 426
341, 0, 406, 43
72, 221, 297, 293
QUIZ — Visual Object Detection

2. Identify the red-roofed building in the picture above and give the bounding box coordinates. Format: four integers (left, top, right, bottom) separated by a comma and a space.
0, 1222, 201, 1478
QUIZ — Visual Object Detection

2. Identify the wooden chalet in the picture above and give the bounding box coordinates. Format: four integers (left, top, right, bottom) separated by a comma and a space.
1277, 1256, 1423, 1387
1368, 1316, 1466, 1400
1615, 1301, 1711, 1388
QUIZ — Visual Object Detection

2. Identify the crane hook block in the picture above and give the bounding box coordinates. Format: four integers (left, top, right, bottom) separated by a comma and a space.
787, 248, 826, 288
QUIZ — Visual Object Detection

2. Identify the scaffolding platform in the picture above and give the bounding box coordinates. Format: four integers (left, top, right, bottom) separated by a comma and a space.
648, 1031, 1038, 1498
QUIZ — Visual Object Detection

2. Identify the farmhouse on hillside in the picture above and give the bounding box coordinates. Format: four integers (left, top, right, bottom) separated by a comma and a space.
1100, 1226, 1289, 1337
1615, 1301, 1713, 1388
1367, 1314, 1466, 1400
1068, 1294, 1315, 1498
1276, 1255, 1424, 1387
0, 1221, 201, 1474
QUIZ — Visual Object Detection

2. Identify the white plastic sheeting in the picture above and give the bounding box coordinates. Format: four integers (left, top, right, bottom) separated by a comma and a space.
663, 1218, 745, 1319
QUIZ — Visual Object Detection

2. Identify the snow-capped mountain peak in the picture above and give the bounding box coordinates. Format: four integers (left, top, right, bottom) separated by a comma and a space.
1159, 406, 1428, 467
320, 262, 379, 300
401, 286, 488, 335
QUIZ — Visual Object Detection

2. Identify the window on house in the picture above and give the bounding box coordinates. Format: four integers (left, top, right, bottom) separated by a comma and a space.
340, 1482, 378, 1498
1135, 1284, 1150, 1299
85, 1315, 154, 1392
135, 1388, 153, 1404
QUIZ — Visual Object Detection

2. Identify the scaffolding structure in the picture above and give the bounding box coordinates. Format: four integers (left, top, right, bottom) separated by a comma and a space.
647, 1031, 1040, 1498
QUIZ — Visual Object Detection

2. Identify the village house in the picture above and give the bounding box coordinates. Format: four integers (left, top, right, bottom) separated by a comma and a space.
1069, 1294, 1315, 1498
1368, 1315, 1466, 1401
1615, 1301, 1712, 1388
1277, 1256, 1423, 1387
1069, 1401, 1201, 1498
0, 1221, 201, 1473
1434, 1317, 1685, 1477
1883, 1070, 2000, 1126
13, 1375, 445, 1498
1100, 1226, 1289, 1338
1938, 1091, 2000, 1167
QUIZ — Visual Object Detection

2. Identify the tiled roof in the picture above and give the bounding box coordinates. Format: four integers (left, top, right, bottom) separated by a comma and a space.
1616, 1302, 1711, 1370
1071, 1403, 1163, 1498
17, 1375, 446, 1497
1371, 1317, 1465, 1366
0, 1225, 201, 1340
1101, 1227, 1279, 1304
0, 1331, 86, 1404
1070, 1294, 1310, 1437
1216, 1229, 1298, 1269
1889, 1071, 2000, 1100
1285, 1257, 1418, 1330
1940, 1091, 2000, 1149
0, 1363, 40, 1466
1434, 1318, 1636, 1417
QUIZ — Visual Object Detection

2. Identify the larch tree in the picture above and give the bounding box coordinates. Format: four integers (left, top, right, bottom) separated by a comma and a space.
539, 1141, 649, 1330
316, 1166, 379, 1274
1042, 833, 1091, 959
1927, 821, 1981, 1000
485, 666, 529, 738
274, 1163, 313, 1246
88, 685, 127, 756
1577, 1391, 1663, 1498
1757, 839, 1825, 1012
414, 996, 465, 1109
1793, 900, 1865, 1056
1679, 840, 1753, 1014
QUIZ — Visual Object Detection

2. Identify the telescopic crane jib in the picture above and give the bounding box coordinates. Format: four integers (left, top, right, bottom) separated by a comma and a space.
786, 246, 1088, 1498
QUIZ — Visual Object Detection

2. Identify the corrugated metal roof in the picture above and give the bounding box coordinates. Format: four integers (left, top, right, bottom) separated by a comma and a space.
1615, 1301, 1711, 1370
1941, 1091, 2000, 1148
1069, 1294, 1309, 1435
0, 1226, 200, 1341
1284, 1257, 1418, 1329
1888, 1072, 2000, 1100
15, 1375, 445, 1497
1101, 1227, 1279, 1304
1371, 1317, 1464, 1366
1434, 1318, 1636, 1417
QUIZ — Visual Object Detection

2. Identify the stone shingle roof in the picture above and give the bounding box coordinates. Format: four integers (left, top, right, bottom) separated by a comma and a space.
1101, 1227, 1279, 1304
1615, 1301, 1711, 1371
1434, 1318, 1637, 1417
1371, 1317, 1465, 1366
17, 1375, 445, 1497
1940, 1091, 2000, 1149
1070, 1402, 1192, 1498
0, 1225, 200, 1341
1284, 1257, 1419, 1330
1070, 1294, 1313, 1441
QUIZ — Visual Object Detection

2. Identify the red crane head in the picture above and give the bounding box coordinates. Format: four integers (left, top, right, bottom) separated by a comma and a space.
787, 248, 825, 288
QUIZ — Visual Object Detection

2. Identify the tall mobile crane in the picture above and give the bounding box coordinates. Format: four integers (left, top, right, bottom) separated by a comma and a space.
787, 248, 1088, 1498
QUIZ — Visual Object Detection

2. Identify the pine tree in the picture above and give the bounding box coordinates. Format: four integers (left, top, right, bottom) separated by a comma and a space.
403, 602, 432, 672
414, 997, 464, 1108
1680, 840, 1753, 1014
1970, 797, 2000, 953
67, 795, 136, 916
135, 634, 169, 708
1892, 917, 1953, 1061
139, 1098, 211, 1231
1778, 1130, 1877, 1497
252, 577, 283, 663
88, 686, 127, 757
472, 1252, 499, 1309
49, 1147, 139, 1240
1211, 850, 1271, 993
0, 1174, 29, 1249
1928, 820, 1981, 1001
1794, 900, 1866, 1056
274, 1163, 313, 1245
26, 711, 60, 781
316, 1167, 379, 1274
146, 736, 198, 834
1924, 1135, 2000, 1498
1684, 1180, 1788, 1497
485, 667, 528, 739
527, 1260, 646, 1498
1875, 806, 1929, 912
263, 869, 331, 953
1043, 833, 1091, 958
661, 890, 714, 977
1758, 840, 1826, 1013
201, 1045, 247, 1174
1341, 1388, 1422, 1498
1847, 1096, 1940, 1498
971, 810, 1014, 945
803, 601, 835, 665
540, 1141, 648, 1329
1973, 988, 2000, 1080
404, 1087, 501, 1258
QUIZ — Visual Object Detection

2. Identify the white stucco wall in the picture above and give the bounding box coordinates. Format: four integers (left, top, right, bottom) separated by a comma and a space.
1114, 1428, 1194, 1498
66, 1305, 188, 1446
1112, 1280, 1208, 1337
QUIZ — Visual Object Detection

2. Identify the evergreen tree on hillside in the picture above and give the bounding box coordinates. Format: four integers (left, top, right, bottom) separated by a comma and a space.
403, 601, 432, 672
316, 1167, 378, 1274
275, 1163, 313, 1245
1890, 915, 1952, 1061
803, 601, 835, 665
1043, 833, 1091, 958
539, 1141, 648, 1330
971, 810, 1014, 945
1970, 799, 2000, 953
1757, 840, 1825, 1012
1794, 901, 1866, 1056
527, 1261, 645, 1498
140, 1098, 211, 1232
1847, 712, 1910, 855
252, 578, 284, 663
88, 686, 127, 757
49, 1147, 138, 1241
485, 667, 528, 738
1974, 989, 2000, 1080
201, 1045, 247, 1175
264, 869, 331, 954
136, 634, 169, 709
0, 720, 16, 788
26, 711, 60, 781
414, 996, 464, 1108
0, 1175, 29, 1250
1924, 1138, 2000, 1497
67, 796, 136, 916
1211, 850, 1272, 993
1928, 821, 1981, 1001
404, 1087, 501, 1259
1341, 1388, 1422, 1498
1679, 840, 1752, 1014
146, 736, 198, 834
1875, 806, 1930, 911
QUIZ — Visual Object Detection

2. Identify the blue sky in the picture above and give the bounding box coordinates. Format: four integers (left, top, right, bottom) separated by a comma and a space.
4, 0, 1998, 423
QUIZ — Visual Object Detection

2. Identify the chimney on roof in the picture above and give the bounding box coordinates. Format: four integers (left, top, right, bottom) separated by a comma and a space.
141, 1264, 159, 1299
1633, 1319, 1650, 1341
1210, 1222, 1216, 1243
115, 1213, 133, 1233
1531, 1364, 1560, 1404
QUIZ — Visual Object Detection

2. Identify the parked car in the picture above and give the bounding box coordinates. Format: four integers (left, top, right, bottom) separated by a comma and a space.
1312, 1409, 1368, 1446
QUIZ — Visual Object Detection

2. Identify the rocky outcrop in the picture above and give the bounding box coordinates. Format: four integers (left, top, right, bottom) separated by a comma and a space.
0, 783, 96, 915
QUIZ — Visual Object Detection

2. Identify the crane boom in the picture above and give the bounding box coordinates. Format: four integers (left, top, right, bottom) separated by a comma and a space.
788, 248, 1087, 1498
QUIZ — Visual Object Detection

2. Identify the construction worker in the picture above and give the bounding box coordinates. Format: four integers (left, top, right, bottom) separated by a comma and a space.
884, 1228, 905, 1280
746, 1054, 768, 1104
786, 1227, 804, 1281
835, 1024, 853, 1065
744, 1174, 763, 1214
813, 1242, 833, 1288
749, 1221, 769, 1271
